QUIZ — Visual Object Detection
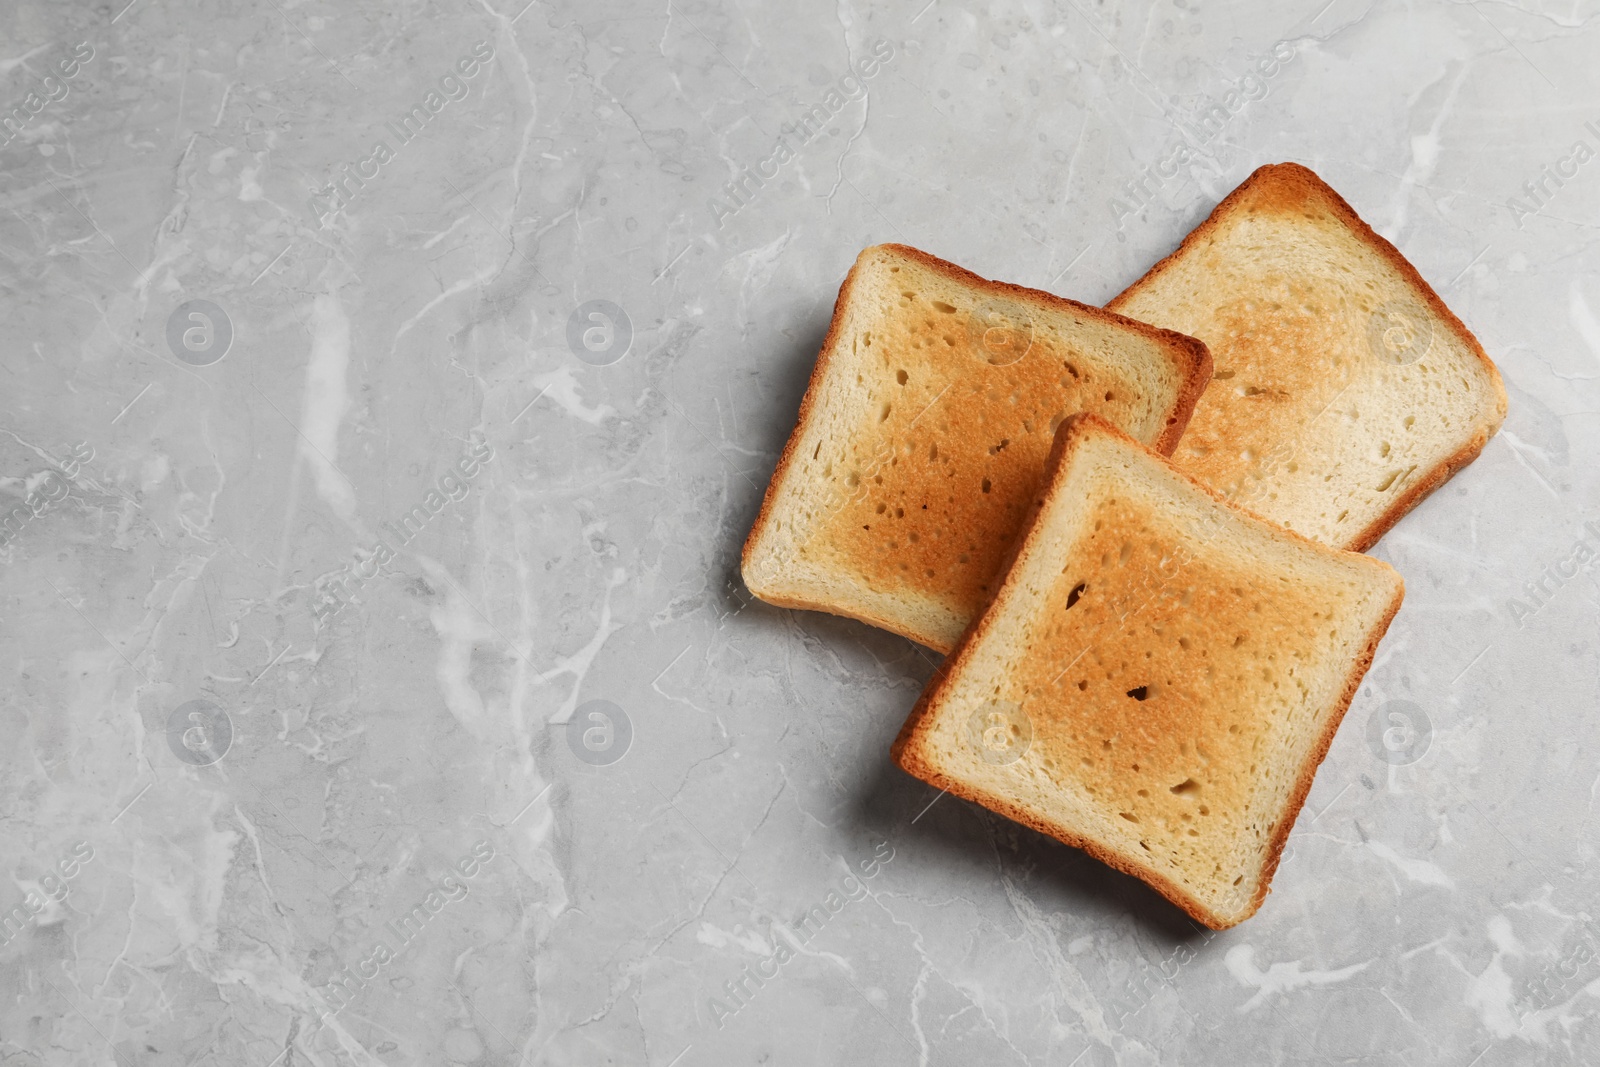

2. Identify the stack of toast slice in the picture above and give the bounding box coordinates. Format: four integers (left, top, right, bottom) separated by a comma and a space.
741, 164, 1506, 927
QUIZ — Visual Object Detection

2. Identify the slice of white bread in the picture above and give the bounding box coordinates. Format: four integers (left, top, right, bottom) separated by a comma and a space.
1108, 162, 1507, 550
890, 414, 1404, 928
743, 244, 1212, 652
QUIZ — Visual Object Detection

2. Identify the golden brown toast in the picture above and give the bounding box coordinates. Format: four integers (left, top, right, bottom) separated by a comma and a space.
742, 244, 1211, 652
1108, 162, 1506, 550
890, 414, 1404, 928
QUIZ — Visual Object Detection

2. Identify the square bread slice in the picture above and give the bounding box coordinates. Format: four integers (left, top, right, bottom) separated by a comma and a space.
743, 244, 1212, 652
1108, 162, 1507, 550
890, 414, 1404, 928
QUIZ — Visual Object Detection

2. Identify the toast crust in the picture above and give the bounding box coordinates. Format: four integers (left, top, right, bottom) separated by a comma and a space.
890, 414, 1405, 928
742, 244, 1212, 651
1108, 162, 1507, 552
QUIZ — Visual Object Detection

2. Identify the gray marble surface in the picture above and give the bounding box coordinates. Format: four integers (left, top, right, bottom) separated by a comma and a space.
0, 0, 1595, 1064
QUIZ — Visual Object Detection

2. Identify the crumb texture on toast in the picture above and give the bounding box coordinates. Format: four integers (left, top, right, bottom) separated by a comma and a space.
744, 244, 1209, 651
892, 417, 1403, 927
1109, 162, 1506, 550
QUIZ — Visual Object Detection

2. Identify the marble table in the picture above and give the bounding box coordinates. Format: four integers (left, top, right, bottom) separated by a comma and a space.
1, 0, 1595, 1063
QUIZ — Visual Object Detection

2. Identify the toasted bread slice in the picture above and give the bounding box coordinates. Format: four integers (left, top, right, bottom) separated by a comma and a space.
742, 244, 1211, 652
1108, 162, 1507, 551
890, 415, 1403, 928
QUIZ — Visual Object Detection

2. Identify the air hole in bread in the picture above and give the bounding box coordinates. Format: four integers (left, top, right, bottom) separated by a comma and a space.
1063, 362, 1080, 378
1120, 812, 1139, 823
1214, 369, 1235, 379
896, 368, 908, 385
981, 478, 992, 494
1170, 778, 1200, 796
1066, 582, 1086, 609
931, 300, 957, 314
1105, 390, 1114, 401
989, 438, 1011, 455
1375, 469, 1402, 492
1127, 686, 1148, 701
879, 403, 892, 422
